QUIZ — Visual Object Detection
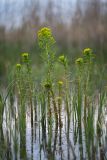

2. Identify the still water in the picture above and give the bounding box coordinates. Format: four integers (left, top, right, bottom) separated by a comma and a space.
0, 97, 107, 160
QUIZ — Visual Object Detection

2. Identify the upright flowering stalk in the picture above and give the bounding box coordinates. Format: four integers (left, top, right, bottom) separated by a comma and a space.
22, 53, 31, 73
83, 48, 95, 118
58, 54, 71, 134
15, 62, 27, 159
21, 52, 34, 129
82, 48, 95, 159
83, 48, 95, 90
58, 55, 68, 94
75, 57, 84, 119
83, 48, 94, 63
75, 58, 84, 76
15, 63, 22, 95
38, 27, 58, 130
75, 57, 84, 158
38, 27, 55, 81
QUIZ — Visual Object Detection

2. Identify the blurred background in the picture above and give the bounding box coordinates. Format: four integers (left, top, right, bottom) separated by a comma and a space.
0, 0, 107, 82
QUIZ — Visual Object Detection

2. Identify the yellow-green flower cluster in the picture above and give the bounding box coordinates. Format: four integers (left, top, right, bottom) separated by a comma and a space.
75, 58, 84, 65
16, 63, 21, 70
38, 27, 55, 49
22, 52, 29, 62
83, 48, 95, 64
83, 48, 92, 56
59, 55, 65, 62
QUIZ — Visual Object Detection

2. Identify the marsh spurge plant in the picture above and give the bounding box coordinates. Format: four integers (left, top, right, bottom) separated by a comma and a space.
75, 48, 98, 159
38, 28, 59, 145
15, 52, 35, 159
58, 55, 71, 135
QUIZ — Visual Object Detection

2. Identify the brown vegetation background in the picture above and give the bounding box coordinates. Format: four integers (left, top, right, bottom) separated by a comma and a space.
0, 0, 107, 79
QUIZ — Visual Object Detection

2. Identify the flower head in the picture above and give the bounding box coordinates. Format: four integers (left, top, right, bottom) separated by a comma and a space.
16, 63, 21, 70
83, 48, 92, 56
38, 27, 55, 49
58, 55, 67, 67
83, 48, 95, 63
21, 53, 29, 62
59, 55, 65, 62
22, 53, 29, 58
75, 58, 84, 65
